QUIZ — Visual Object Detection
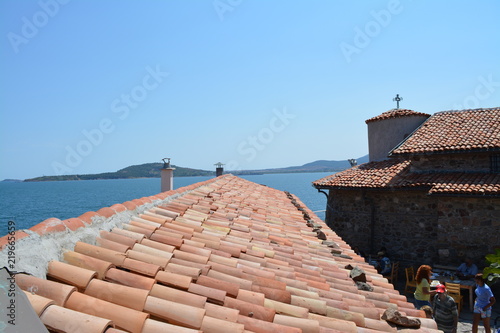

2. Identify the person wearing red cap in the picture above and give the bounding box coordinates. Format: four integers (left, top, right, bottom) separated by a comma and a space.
432, 284, 458, 333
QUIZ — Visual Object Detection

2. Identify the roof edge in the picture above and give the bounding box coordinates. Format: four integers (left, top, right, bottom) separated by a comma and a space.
365, 109, 431, 124
0, 175, 231, 250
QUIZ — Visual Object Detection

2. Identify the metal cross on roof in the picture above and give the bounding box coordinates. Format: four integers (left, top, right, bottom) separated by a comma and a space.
393, 94, 403, 109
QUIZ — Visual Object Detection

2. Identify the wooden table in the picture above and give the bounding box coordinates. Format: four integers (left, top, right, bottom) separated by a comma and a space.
431, 275, 475, 311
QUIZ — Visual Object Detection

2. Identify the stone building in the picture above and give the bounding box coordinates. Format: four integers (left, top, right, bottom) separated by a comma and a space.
313, 107, 500, 267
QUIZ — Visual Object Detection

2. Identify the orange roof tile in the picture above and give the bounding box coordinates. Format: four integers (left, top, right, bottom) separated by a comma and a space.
391, 107, 500, 155
396, 171, 500, 195
365, 109, 430, 123
1, 175, 438, 332
313, 159, 411, 189
313, 159, 500, 195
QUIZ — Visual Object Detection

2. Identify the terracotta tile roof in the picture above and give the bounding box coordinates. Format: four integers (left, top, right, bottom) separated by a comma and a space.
365, 109, 430, 124
395, 172, 500, 195
313, 159, 412, 189
391, 107, 500, 155
313, 160, 500, 195
0, 175, 440, 332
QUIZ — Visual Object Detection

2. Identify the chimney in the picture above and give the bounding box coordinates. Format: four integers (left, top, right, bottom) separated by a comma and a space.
214, 162, 224, 177
161, 158, 175, 192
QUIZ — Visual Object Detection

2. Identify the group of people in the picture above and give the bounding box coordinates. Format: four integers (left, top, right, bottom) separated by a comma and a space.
413, 263, 496, 333
363, 247, 496, 333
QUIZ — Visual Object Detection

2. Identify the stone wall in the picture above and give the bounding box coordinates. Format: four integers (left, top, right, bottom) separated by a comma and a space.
436, 196, 500, 263
410, 153, 491, 172
326, 188, 500, 268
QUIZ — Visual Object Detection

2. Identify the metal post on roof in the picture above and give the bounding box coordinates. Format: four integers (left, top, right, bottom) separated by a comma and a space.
162, 158, 171, 169
393, 94, 403, 109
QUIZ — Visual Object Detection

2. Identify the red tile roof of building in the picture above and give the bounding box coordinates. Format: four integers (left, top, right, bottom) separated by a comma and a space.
0, 175, 439, 332
391, 107, 500, 155
313, 160, 500, 195
395, 171, 500, 195
313, 159, 412, 189
365, 109, 430, 124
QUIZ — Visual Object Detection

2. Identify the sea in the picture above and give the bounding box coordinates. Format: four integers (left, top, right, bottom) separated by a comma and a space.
0, 172, 333, 235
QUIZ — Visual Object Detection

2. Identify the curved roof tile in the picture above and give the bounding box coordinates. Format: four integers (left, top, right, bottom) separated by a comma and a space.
391, 107, 500, 155
313, 160, 500, 195
365, 109, 430, 124
313, 159, 411, 189
0, 175, 434, 332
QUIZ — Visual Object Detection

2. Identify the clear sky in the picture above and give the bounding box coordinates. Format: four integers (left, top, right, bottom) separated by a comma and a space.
1, 0, 499, 180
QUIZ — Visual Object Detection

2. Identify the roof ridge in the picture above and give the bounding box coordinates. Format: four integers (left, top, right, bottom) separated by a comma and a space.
365, 109, 431, 123
391, 107, 500, 155
433, 106, 500, 115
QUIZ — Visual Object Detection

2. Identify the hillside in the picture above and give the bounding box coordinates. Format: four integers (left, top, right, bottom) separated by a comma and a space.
23, 155, 369, 182
24, 163, 214, 182
233, 155, 369, 174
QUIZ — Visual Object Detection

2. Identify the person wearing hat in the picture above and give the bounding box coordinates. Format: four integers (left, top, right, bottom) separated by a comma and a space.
432, 284, 458, 333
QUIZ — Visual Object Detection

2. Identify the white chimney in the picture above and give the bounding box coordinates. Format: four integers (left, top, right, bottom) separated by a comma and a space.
161, 158, 175, 192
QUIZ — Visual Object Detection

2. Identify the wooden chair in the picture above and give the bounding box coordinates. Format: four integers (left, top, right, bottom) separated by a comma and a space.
385, 261, 399, 285
405, 266, 417, 295
445, 282, 463, 314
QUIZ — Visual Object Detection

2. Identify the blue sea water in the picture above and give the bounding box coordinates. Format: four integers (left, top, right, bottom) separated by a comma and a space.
0, 172, 332, 234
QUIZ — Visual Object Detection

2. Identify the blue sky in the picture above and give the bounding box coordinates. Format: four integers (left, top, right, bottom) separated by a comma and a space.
1, 0, 499, 180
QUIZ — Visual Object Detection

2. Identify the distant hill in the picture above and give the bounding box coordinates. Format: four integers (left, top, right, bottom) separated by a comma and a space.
233, 155, 369, 174
22, 155, 369, 182
24, 163, 214, 182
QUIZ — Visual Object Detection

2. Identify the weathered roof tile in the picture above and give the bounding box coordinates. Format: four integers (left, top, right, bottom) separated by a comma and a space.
313, 158, 500, 195
365, 108, 431, 123
4, 175, 434, 332
391, 107, 500, 155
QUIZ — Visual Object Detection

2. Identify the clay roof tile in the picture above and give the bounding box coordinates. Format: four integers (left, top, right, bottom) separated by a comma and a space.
3, 175, 436, 332
391, 107, 500, 155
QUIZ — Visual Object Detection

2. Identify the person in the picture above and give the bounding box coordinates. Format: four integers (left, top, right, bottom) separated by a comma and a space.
432, 284, 458, 333
353, 246, 366, 258
378, 246, 389, 258
376, 251, 391, 275
414, 265, 436, 309
456, 257, 478, 280
420, 305, 433, 319
472, 273, 496, 333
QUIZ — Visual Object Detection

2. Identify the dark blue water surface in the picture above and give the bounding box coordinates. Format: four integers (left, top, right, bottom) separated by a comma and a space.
0, 172, 332, 233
